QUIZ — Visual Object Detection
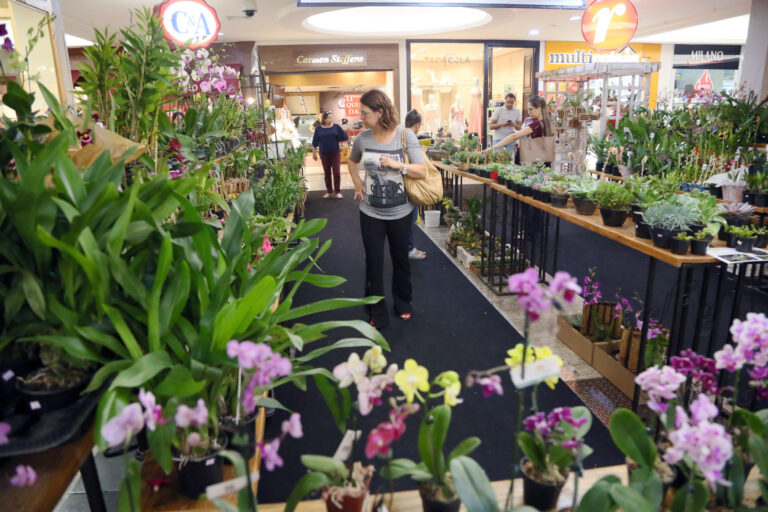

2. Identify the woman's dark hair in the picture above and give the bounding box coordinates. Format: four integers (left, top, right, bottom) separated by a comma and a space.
528, 95, 553, 137
405, 109, 422, 128
320, 111, 332, 123
360, 89, 399, 131
505, 92, 517, 100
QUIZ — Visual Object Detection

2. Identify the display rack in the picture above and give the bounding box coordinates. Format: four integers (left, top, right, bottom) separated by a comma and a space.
537, 62, 661, 174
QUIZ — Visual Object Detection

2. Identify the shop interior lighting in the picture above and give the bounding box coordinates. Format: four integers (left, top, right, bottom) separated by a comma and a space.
303, 7, 491, 36
528, 29, 540, 36
65, 34, 93, 47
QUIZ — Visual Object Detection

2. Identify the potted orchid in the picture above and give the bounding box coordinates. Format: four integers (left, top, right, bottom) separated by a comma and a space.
381, 361, 479, 512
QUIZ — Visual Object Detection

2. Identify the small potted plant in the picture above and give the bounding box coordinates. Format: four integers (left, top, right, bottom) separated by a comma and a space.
690, 229, 714, 255
718, 202, 754, 228
517, 406, 592, 511
441, 198, 461, 228
595, 181, 633, 227
727, 225, 758, 252
550, 185, 570, 208
669, 232, 691, 255
643, 200, 698, 248
754, 225, 768, 248
568, 177, 599, 215
589, 135, 608, 173
288, 457, 375, 512
745, 171, 768, 206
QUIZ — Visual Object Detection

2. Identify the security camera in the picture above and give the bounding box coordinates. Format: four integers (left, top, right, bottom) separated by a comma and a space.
243, 0, 257, 17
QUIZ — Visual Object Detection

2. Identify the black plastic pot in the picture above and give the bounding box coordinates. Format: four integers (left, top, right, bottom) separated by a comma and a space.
221, 413, 257, 465
629, 203, 641, 214
521, 459, 565, 511
572, 197, 597, 216
724, 215, 749, 228
551, 195, 569, 208
718, 229, 730, 242
690, 238, 710, 255
651, 227, 683, 249
506, 180, 515, 191
669, 237, 690, 255
599, 207, 629, 227
744, 191, 755, 204
635, 220, 651, 239
15, 375, 89, 415
0, 357, 39, 407
755, 193, 768, 207
540, 191, 552, 203
686, 223, 705, 236
532, 189, 544, 201
596, 161, 604, 173
734, 236, 757, 253
420, 493, 461, 512
179, 449, 226, 499
708, 184, 723, 198
604, 164, 619, 176
497, 177, 507, 187
520, 185, 533, 197
756, 233, 768, 249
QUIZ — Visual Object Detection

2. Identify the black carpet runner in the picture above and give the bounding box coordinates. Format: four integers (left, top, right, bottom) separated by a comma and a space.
257, 191, 624, 503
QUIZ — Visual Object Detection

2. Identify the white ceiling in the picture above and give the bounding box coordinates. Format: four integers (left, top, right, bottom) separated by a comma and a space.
60, 0, 751, 46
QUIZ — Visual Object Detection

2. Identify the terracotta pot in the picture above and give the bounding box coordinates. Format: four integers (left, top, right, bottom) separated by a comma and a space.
324, 488, 369, 512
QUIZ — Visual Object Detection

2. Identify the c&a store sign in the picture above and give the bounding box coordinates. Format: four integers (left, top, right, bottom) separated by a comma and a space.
158, 0, 220, 49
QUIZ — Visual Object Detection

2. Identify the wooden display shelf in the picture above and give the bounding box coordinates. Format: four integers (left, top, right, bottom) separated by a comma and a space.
0, 423, 96, 512
140, 404, 267, 511
435, 162, 720, 267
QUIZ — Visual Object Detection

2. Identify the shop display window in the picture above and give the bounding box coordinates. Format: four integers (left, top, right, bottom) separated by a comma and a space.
409, 42, 485, 140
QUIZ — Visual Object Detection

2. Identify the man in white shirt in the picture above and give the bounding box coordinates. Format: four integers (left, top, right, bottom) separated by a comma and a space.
489, 93, 522, 155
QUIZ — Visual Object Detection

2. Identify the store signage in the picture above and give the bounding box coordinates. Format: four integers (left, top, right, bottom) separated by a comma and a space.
547, 45, 641, 65
298, 0, 585, 7
158, 0, 220, 49
294, 52, 367, 67
672, 44, 741, 70
694, 70, 714, 93
581, 0, 638, 52
344, 95, 361, 116
424, 56, 471, 66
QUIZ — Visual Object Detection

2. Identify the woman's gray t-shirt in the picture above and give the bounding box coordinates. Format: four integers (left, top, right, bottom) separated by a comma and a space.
349, 126, 425, 220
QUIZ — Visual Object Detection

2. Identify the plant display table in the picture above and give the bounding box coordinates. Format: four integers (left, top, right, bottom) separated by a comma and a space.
434, 162, 757, 409
0, 423, 106, 512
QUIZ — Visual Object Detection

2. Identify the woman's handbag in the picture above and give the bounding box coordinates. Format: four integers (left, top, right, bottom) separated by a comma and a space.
402, 130, 444, 206
519, 135, 555, 164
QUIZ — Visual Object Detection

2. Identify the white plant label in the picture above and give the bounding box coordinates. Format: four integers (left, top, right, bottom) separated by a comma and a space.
510, 356, 561, 389
205, 457, 216, 466
3, 370, 14, 381
205, 471, 260, 500
333, 430, 361, 461
29, 401, 41, 410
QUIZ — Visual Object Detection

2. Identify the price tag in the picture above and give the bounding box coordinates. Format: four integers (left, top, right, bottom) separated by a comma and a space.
29, 401, 41, 410
3, 370, 14, 382
206, 471, 261, 500
510, 356, 561, 389
333, 430, 361, 461
206, 457, 216, 466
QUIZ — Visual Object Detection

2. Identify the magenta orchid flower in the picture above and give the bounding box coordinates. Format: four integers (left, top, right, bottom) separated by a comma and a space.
478, 375, 503, 397
0, 421, 10, 445
548, 271, 580, 303
10, 465, 36, 487
261, 438, 283, 471
138, 389, 166, 431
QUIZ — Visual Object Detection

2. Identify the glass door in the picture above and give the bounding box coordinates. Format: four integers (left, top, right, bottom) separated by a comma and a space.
485, 46, 536, 148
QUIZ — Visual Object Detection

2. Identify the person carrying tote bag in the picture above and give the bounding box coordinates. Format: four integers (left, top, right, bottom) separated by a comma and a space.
487, 95, 554, 167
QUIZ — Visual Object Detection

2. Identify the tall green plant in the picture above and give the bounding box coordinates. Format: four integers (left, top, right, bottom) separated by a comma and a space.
75, 28, 119, 124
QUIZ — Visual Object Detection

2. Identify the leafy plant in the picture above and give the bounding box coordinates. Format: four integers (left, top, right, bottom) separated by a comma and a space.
642, 201, 698, 230
595, 181, 633, 210
75, 28, 119, 125
568, 175, 599, 201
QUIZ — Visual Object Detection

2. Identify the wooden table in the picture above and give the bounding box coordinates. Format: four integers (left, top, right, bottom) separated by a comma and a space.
140, 404, 267, 511
0, 423, 106, 512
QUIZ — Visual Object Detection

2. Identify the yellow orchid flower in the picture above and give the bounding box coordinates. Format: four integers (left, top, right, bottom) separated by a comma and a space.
363, 346, 387, 374
394, 359, 430, 403
506, 344, 563, 389
444, 381, 462, 406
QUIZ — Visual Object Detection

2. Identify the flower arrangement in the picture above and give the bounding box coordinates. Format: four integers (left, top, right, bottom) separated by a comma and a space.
173, 47, 239, 97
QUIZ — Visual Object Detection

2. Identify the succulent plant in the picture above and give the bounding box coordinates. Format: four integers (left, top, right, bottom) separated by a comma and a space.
718, 202, 755, 218
643, 201, 699, 230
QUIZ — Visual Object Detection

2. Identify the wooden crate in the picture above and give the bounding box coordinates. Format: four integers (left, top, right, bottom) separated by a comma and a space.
592, 341, 636, 399
556, 315, 595, 365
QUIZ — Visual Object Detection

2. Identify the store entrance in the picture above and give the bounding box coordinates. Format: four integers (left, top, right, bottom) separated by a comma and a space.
267, 70, 394, 190
486, 46, 536, 147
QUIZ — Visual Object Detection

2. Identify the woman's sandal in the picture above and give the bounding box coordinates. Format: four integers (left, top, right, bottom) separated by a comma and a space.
399, 313, 412, 320
408, 248, 427, 260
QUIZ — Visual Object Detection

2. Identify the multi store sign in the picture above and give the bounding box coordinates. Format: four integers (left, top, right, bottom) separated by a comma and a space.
546, 46, 643, 66
581, 0, 638, 52
158, 0, 220, 49
294, 51, 367, 67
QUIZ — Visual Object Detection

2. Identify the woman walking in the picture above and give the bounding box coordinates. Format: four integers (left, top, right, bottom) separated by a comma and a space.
348, 90, 426, 329
312, 111, 349, 199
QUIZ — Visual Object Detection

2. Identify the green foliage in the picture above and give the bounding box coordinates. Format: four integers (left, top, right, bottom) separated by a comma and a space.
75, 28, 119, 124
595, 181, 633, 210
608, 409, 656, 467
642, 200, 698, 230
449, 456, 500, 512
568, 175, 599, 200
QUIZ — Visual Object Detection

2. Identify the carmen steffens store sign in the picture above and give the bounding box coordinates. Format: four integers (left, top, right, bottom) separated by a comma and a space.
294, 52, 367, 66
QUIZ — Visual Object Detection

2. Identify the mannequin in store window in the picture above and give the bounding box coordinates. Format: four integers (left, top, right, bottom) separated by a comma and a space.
449, 94, 465, 140
468, 77, 483, 142
423, 94, 441, 137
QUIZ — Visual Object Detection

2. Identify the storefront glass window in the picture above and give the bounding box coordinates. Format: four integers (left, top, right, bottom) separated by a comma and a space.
409, 42, 485, 141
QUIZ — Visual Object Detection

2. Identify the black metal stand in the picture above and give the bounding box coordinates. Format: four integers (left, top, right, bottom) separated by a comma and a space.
80, 452, 107, 512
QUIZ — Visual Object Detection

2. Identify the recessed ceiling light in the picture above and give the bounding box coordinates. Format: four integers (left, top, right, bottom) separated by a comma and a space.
570, 15, 581, 21
528, 29, 540, 36
304, 7, 491, 36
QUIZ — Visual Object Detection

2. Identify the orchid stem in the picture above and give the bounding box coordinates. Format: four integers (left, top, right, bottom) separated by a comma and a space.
236, 367, 242, 424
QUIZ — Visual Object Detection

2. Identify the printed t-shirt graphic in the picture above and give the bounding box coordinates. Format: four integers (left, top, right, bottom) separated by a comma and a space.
360, 147, 407, 208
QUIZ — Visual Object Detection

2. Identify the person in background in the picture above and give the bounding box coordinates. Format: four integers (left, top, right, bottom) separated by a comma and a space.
487, 95, 553, 166
403, 109, 428, 260
488, 93, 522, 156
348, 90, 426, 329
312, 111, 349, 199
